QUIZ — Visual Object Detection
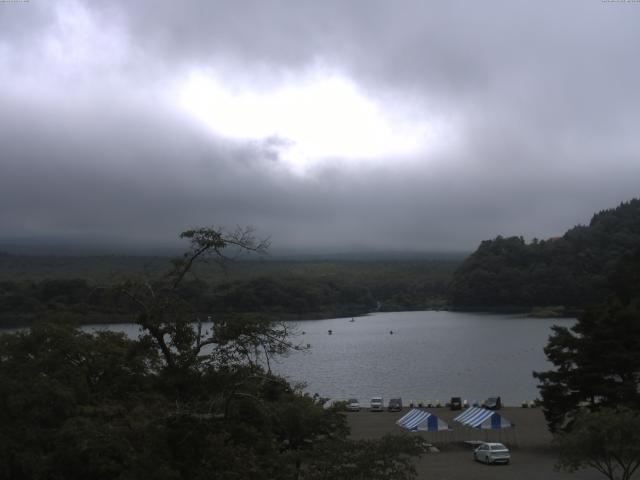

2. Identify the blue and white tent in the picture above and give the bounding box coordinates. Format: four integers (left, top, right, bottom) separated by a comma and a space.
396, 409, 450, 432
453, 407, 512, 429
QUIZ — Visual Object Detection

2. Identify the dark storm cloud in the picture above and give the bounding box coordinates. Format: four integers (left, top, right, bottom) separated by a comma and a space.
1, 0, 639, 252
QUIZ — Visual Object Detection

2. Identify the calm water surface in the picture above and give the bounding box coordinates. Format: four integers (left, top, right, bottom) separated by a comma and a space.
271, 311, 572, 406
84, 311, 571, 406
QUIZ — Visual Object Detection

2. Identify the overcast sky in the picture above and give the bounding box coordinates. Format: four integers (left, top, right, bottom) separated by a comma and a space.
1, 0, 639, 253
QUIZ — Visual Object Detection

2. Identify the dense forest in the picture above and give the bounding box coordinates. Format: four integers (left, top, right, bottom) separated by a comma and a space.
0, 256, 458, 327
449, 199, 640, 311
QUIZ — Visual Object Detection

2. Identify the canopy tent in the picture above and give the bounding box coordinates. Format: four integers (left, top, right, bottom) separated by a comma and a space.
396, 409, 450, 432
453, 407, 512, 429
322, 399, 338, 410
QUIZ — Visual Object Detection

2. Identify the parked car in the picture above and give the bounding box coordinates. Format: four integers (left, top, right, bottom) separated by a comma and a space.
370, 396, 384, 412
388, 398, 402, 412
346, 398, 360, 411
473, 442, 510, 464
482, 396, 502, 410
450, 397, 462, 410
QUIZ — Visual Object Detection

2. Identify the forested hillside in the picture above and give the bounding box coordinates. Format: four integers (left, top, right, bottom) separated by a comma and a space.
449, 199, 640, 310
5, 198, 638, 323
0, 257, 458, 327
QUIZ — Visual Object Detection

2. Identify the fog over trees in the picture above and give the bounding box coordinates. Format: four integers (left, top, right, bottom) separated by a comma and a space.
1, 1, 639, 253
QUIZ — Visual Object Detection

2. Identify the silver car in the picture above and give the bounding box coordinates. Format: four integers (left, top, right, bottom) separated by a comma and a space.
370, 396, 384, 412
346, 398, 360, 411
473, 442, 510, 465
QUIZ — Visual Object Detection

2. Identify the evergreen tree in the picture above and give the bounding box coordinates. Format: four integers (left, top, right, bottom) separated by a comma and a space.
533, 248, 640, 432
450, 198, 640, 310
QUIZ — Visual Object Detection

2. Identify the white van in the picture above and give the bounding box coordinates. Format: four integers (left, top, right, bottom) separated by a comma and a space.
370, 396, 384, 412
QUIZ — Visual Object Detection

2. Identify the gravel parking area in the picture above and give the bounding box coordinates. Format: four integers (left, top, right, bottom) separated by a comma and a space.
346, 407, 611, 480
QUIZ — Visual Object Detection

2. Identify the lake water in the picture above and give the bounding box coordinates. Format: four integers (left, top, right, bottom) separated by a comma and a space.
82, 310, 572, 407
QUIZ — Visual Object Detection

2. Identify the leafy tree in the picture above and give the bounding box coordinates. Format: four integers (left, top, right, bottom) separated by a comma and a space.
0, 226, 425, 480
555, 408, 640, 480
303, 434, 426, 480
0, 320, 161, 480
534, 248, 640, 432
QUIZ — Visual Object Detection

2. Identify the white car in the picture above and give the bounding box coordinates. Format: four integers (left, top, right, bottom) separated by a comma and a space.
370, 396, 384, 412
473, 442, 510, 465
346, 398, 360, 411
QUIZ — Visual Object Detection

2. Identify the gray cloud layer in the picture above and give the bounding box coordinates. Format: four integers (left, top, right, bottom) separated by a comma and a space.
1, 0, 639, 252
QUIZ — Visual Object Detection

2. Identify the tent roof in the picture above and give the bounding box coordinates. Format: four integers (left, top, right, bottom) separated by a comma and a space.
396, 409, 450, 432
453, 407, 512, 429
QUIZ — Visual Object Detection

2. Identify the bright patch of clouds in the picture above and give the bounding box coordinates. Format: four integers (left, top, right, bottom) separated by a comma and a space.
178, 70, 447, 172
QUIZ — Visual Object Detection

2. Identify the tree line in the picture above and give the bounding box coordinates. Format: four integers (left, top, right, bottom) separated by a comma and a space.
0, 261, 455, 328
2, 198, 640, 324
449, 199, 640, 310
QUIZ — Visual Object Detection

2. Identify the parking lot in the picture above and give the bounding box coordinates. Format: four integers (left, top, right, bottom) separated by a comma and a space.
346, 407, 608, 480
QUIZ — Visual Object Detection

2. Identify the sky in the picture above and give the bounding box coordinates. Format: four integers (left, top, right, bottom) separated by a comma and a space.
1, 0, 639, 254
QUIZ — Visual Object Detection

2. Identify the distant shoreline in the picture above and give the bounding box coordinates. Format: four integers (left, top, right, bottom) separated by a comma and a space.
0, 304, 580, 330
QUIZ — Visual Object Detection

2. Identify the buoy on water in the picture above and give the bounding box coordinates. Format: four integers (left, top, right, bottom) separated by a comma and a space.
328, 329, 332, 335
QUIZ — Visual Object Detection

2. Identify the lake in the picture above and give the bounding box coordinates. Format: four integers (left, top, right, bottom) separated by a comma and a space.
271, 311, 571, 406
83, 310, 572, 407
